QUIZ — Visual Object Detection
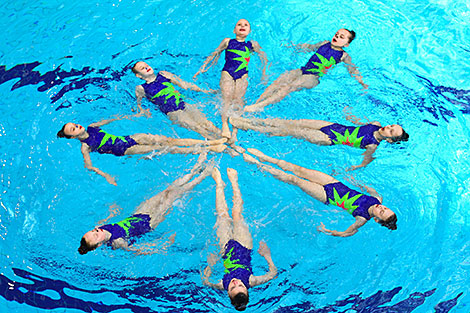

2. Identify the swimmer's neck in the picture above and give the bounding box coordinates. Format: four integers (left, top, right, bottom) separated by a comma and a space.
143, 74, 157, 83
77, 131, 89, 141
329, 42, 345, 51
373, 130, 384, 142
235, 34, 248, 42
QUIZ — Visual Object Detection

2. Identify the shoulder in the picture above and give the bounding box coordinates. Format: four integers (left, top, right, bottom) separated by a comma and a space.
340, 51, 351, 62
371, 121, 381, 127
354, 216, 368, 226
220, 38, 231, 48
135, 84, 145, 93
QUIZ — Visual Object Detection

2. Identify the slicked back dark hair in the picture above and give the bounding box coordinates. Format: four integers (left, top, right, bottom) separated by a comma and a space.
379, 214, 397, 230
230, 292, 249, 311
78, 237, 99, 255
391, 129, 409, 143
345, 29, 356, 43
57, 124, 72, 139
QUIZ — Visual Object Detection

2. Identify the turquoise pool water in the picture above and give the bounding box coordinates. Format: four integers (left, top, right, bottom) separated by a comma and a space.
1, 0, 469, 312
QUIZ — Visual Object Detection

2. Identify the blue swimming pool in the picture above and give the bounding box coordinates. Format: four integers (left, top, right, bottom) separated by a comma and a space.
1, 0, 469, 312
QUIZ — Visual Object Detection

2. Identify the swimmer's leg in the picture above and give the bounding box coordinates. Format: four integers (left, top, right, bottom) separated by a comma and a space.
247, 148, 337, 185
131, 133, 226, 147
247, 158, 328, 203
245, 71, 318, 112
253, 69, 297, 104
229, 75, 249, 143
135, 156, 210, 228
220, 71, 236, 139
228, 168, 253, 250
168, 109, 222, 140
212, 167, 234, 252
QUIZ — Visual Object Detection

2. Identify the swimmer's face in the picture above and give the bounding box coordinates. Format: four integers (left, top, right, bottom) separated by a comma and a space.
64, 123, 85, 138
83, 227, 107, 247
379, 124, 403, 142
227, 278, 248, 298
331, 29, 351, 47
234, 19, 251, 38
133, 61, 154, 78
372, 204, 394, 222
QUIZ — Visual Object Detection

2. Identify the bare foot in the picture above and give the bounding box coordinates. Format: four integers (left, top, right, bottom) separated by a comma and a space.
243, 104, 259, 113
230, 144, 245, 154
209, 144, 227, 153
222, 122, 232, 139
242, 153, 260, 164
211, 167, 223, 184
209, 138, 228, 145
227, 168, 238, 182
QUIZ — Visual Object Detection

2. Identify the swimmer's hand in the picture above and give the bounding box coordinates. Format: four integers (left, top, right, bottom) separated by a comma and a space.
257, 241, 271, 257
104, 174, 117, 186
193, 71, 201, 81
317, 223, 336, 235
202, 88, 218, 94
135, 109, 151, 118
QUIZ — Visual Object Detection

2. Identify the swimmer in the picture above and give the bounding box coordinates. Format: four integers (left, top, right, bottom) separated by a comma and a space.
193, 19, 268, 140
230, 115, 409, 169
57, 115, 227, 185
202, 167, 277, 311
132, 61, 222, 140
78, 154, 212, 255
244, 28, 367, 112
243, 148, 397, 237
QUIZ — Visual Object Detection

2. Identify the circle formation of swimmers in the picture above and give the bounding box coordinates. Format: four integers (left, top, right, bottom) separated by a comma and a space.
57, 21, 409, 311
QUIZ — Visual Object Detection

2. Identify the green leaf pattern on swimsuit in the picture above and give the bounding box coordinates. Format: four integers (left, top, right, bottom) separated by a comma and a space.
305, 53, 336, 77
329, 187, 363, 214
152, 82, 184, 109
114, 216, 143, 237
331, 127, 363, 148
223, 247, 249, 273
97, 130, 128, 149
227, 46, 251, 73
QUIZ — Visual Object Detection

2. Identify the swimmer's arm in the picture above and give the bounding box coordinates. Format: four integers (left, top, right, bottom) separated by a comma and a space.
121, 234, 176, 255
350, 145, 377, 170
89, 114, 133, 127
161, 71, 216, 94
294, 40, 329, 53
318, 218, 367, 237
251, 41, 269, 80
341, 53, 368, 89
81, 143, 117, 186
133, 85, 151, 117
250, 241, 277, 287
193, 38, 230, 80
201, 253, 224, 290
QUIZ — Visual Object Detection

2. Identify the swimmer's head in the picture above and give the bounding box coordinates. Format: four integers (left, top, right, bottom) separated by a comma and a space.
78, 227, 108, 255
332, 29, 355, 47
379, 124, 409, 143
132, 61, 155, 79
57, 123, 85, 139
234, 19, 251, 38
228, 278, 249, 311
372, 204, 397, 230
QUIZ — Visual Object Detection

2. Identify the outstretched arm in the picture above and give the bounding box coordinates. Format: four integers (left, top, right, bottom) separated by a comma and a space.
134, 85, 152, 117
115, 233, 176, 255
250, 241, 277, 287
81, 143, 117, 186
291, 40, 329, 53
349, 145, 377, 170
317, 217, 367, 237
89, 115, 132, 128
160, 71, 216, 94
251, 41, 269, 80
341, 53, 368, 89
201, 253, 224, 290
193, 38, 230, 80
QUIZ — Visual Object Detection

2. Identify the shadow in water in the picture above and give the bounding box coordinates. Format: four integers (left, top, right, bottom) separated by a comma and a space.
0, 268, 462, 312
